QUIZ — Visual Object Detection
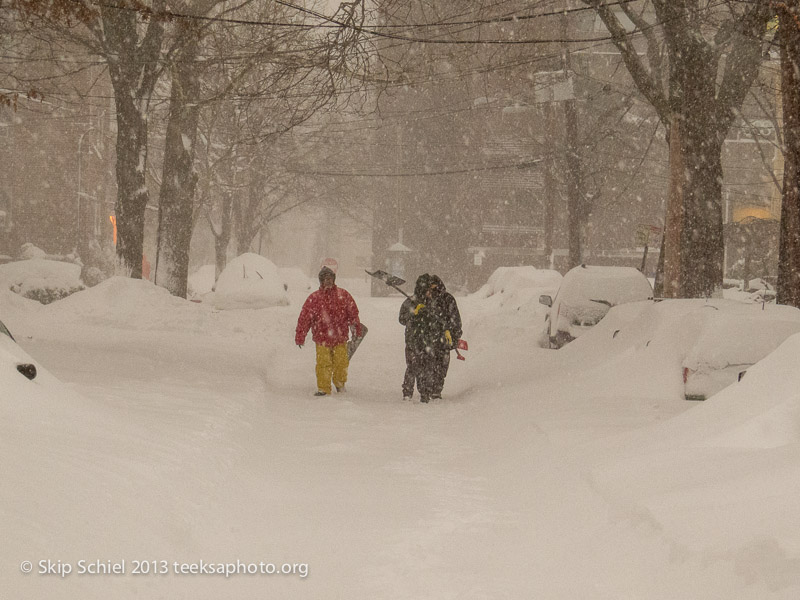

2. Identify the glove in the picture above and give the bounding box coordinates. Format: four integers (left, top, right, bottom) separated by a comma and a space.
444, 330, 453, 347
414, 303, 425, 315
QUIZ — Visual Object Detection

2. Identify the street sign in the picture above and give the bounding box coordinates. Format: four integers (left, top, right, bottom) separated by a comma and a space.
636, 224, 662, 246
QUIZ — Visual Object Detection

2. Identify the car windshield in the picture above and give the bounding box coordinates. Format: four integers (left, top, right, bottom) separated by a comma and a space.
560, 268, 652, 307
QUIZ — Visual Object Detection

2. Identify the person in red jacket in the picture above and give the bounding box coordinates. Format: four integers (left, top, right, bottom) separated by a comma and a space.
295, 266, 363, 396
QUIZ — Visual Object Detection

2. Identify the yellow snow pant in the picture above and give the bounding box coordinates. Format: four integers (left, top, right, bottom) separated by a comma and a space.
315, 343, 349, 394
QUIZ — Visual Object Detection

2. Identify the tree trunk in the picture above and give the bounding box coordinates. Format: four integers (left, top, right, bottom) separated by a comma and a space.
660, 122, 725, 299
101, 1, 165, 278
111, 98, 150, 278
212, 193, 233, 283
235, 201, 263, 256
778, 2, 800, 307
663, 36, 726, 298
154, 18, 203, 298
234, 156, 268, 256
679, 118, 725, 298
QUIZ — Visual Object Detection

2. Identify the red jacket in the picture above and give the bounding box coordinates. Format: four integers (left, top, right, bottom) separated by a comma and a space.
295, 285, 362, 347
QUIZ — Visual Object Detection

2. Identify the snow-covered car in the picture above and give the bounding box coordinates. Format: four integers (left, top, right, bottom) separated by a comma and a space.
0, 317, 13, 340
212, 253, 290, 310
681, 302, 800, 400
575, 298, 800, 401
474, 266, 563, 310
0, 317, 38, 381
539, 265, 653, 349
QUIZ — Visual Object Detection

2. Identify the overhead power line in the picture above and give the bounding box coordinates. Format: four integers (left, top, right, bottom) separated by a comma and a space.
286, 158, 542, 178
85, 0, 646, 45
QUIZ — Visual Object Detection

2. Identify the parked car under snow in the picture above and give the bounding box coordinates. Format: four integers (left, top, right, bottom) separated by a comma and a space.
0, 317, 38, 381
539, 265, 653, 349
212, 253, 290, 310
578, 298, 800, 401
680, 303, 800, 400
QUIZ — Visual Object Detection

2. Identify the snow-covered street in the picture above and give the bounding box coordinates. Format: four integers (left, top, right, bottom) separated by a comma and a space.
4, 277, 800, 599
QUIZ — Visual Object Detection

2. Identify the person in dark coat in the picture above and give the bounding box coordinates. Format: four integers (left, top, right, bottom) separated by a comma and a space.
429, 274, 462, 397
399, 273, 462, 402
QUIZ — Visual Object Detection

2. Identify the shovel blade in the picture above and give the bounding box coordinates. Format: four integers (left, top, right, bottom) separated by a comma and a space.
365, 269, 406, 288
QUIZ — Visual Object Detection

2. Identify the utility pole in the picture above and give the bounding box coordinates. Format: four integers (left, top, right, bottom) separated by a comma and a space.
562, 3, 583, 269
543, 101, 557, 269
77, 126, 96, 258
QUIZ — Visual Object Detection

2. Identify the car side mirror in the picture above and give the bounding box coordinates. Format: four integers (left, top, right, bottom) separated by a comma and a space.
539, 295, 552, 307
16, 363, 37, 380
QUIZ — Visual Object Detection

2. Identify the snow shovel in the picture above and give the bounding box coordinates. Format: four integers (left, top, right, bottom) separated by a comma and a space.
365, 269, 411, 298
366, 269, 469, 361
347, 323, 368, 360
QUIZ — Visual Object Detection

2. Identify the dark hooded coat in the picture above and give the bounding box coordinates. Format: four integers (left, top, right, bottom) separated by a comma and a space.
399, 274, 462, 351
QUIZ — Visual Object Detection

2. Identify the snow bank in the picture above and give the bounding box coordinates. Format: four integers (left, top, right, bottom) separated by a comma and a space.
0, 287, 43, 320
584, 331, 800, 576
41, 276, 191, 329
213, 253, 289, 310
187, 264, 216, 300
690, 332, 800, 449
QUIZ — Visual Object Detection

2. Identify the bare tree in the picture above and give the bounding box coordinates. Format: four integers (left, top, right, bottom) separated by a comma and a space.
154, 0, 370, 296
179, 1, 371, 291
153, 1, 217, 297
12, 0, 168, 278
584, 0, 774, 297
232, 149, 311, 256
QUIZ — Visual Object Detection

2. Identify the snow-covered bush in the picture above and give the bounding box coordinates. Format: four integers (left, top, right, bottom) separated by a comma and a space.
213, 253, 289, 310
0, 259, 85, 304
16, 284, 84, 305
80, 266, 106, 288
